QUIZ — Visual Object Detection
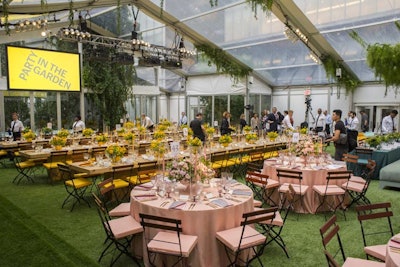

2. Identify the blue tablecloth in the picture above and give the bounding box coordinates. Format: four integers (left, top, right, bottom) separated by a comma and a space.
352, 146, 400, 179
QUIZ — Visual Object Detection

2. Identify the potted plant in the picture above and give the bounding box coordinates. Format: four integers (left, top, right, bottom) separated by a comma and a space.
50, 136, 67, 150
105, 144, 126, 163
82, 128, 94, 137
124, 132, 135, 145
219, 134, 232, 147
56, 128, 70, 138
153, 130, 166, 140
245, 133, 258, 144
96, 134, 109, 146
22, 130, 36, 142
267, 131, 279, 142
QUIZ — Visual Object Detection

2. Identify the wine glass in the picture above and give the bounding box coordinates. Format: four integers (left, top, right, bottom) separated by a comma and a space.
83, 153, 90, 161
195, 181, 203, 202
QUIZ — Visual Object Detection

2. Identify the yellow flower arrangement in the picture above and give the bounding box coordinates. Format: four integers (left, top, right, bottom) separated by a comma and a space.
105, 145, 126, 163
138, 126, 146, 135
56, 128, 70, 138
150, 139, 166, 157
123, 121, 134, 129
187, 137, 203, 147
82, 128, 94, 137
188, 128, 194, 136
205, 126, 215, 135
96, 134, 109, 144
124, 132, 135, 144
219, 134, 233, 144
157, 124, 168, 132
243, 125, 252, 133
245, 133, 258, 143
229, 126, 236, 132
116, 128, 126, 135
22, 130, 36, 141
50, 136, 67, 148
267, 131, 279, 140
160, 118, 172, 127
180, 124, 189, 130
299, 127, 308, 135
153, 130, 166, 140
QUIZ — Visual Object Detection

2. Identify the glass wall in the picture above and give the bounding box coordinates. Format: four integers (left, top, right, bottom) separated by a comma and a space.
61, 92, 81, 129
4, 93, 30, 130
34, 92, 57, 130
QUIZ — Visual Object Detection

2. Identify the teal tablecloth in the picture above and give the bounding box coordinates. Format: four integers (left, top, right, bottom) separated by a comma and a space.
353, 146, 400, 179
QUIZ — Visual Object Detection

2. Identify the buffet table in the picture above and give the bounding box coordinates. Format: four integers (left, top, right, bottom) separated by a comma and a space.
262, 158, 347, 214
386, 233, 400, 267
130, 180, 254, 267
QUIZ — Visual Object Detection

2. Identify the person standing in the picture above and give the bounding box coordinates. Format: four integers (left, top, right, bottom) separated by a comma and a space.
360, 110, 369, 132
267, 107, 279, 132
382, 110, 398, 134
324, 110, 332, 136
282, 110, 294, 130
190, 113, 205, 142
141, 113, 154, 132
239, 114, 247, 132
72, 115, 85, 134
250, 113, 259, 132
220, 111, 234, 135
314, 108, 326, 133
179, 111, 188, 126
327, 109, 348, 161
261, 109, 270, 131
9, 112, 24, 141
346, 111, 359, 152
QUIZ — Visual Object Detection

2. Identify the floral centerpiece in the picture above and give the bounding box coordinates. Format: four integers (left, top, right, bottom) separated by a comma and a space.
22, 130, 36, 141
123, 121, 134, 130
168, 157, 215, 183
299, 127, 308, 135
229, 126, 237, 133
157, 124, 168, 132
291, 139, 315, 157
187, 137, 203, 153
150, 139, 167, 158
168, 159, 191, 181
138, 126, 146, 135
42, 127, 52, 135
82, 128, 94, 137
153, 130, 166, 140
205, 125, 215, 135
50, 136, 67, 150
124, 132, 135, 144
267, 131, 279, 141
245, 133, 258, 143
56, 128, 70, 138
105, 145, 126, 163
116, 128, 126, 135
160, 118, 173, 127
22, 127, 31, 134
96, 134, 109, 145
219, 134, 232, 147
366, 136, 382, 148
243, 125, 252, 134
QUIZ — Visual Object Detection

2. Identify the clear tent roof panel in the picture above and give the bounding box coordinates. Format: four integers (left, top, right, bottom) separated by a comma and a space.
345, 60, 376, 82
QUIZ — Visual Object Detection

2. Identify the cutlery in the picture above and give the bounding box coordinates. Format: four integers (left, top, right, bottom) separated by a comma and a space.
160, 201, 169, 207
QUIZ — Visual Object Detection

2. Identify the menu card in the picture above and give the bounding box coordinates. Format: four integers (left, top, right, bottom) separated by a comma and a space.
169, 201, 186, 209
231, 189, 252, 196
211, 199, 232, 208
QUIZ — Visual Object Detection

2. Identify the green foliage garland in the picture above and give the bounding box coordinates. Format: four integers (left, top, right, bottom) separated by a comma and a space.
350, 28, 400, 94
245, 0, 274, 17
82, 46, 135, 129
195, 44, 252, 83
322, 55, 360, 92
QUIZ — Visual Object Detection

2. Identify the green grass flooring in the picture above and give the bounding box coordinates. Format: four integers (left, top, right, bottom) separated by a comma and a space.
0, 159, 399, 267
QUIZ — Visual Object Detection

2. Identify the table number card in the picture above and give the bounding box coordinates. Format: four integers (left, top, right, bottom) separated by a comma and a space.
170, 141, 180, 156
292, 132, 300, 143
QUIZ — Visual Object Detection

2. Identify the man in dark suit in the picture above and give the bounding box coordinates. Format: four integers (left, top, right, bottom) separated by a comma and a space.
267, 107, 279, 132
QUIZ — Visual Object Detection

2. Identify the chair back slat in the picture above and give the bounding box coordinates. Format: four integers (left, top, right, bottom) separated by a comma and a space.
241, 207, 278, 226
355, 202, 390, 212
358, 211, 393, 221
327, 170, 352, 181
276, 169, 303, 181
320, 215, 346, 264
324, 250, 340, 267
342, 153, 359, 163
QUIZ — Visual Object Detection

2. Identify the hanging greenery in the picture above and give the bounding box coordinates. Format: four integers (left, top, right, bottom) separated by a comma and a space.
2, 0, 10, 34
245, 0, 274, 18
195, 44, 252, 84
209, 0, 218, 7
321, 55, 360, 92
350, 28, 400, 94
82, 46, 135, 129
68, 0, 74, 26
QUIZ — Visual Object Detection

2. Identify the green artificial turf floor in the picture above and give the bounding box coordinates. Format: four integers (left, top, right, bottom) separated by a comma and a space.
0, 157, 399, 267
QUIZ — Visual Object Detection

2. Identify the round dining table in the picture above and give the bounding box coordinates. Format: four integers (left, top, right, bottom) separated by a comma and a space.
262, 158, 347, 213
130, 180, 254, 267
386, 233, 400, 267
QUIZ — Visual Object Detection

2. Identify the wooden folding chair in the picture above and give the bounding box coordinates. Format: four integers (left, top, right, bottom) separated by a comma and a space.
43, 150, 68, 183
245, 171, 279, 207
93, 193, 142, 266
320, 215, 384, 267
216, 207, 276, 267
139, 213, 198, 267
356, 202, 394, 261
313, 170, 351, 220
97, 178, 130, 217
13, 156, 36, 184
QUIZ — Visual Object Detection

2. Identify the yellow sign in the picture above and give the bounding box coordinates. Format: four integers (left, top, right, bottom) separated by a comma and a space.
7, 46, 81, 92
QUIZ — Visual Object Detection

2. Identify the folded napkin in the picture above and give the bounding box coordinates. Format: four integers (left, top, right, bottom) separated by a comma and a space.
326, 164, 342, 170
79, 161, 92, 167
390, 240, 400, 250
169, 201, 186, 209
211, 199, 232, 208
232, 189, 252, 196
142, 155, 155, 161
135, 183, 153, 191
134, 192, 157, 201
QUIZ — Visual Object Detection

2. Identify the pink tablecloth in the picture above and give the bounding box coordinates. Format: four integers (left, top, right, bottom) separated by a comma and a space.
130, 182, 254, 267
386, 234, 400, 267
262, 160, 347, 213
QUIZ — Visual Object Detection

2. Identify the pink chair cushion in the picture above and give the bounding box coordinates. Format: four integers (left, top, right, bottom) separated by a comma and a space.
279, 183, 309, 195
364, 244, 387, 261
253, 199, 262, 207
107, 215, 143, 239
147, 231, 198, 258
342, 181, 365, 192
109, 202, 131, 217
312, 185, 345, 196
350, 175, 366, 184
343, 257, 385, 267
216, 225, 266, 252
